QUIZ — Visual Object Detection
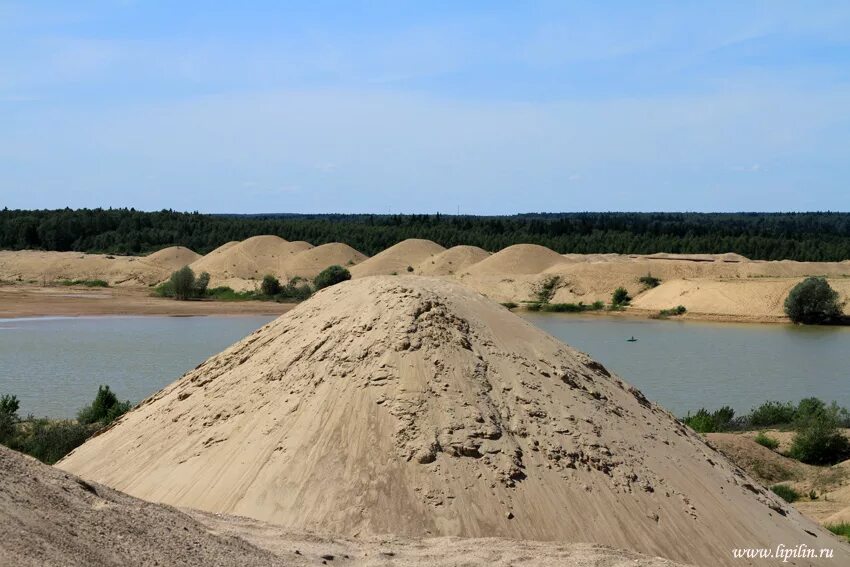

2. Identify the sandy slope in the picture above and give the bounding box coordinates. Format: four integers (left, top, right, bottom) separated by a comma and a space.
59, 276, 848, 566
415, 245, 491, 276
350, 238, 446, 277
0, 445, 287, 567
1, 446, 686, 567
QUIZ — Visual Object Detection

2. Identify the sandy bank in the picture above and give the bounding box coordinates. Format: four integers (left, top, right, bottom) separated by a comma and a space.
0, 285, 293, 318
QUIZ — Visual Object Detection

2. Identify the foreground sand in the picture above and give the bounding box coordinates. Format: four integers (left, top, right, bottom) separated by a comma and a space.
0, 446, 686, 567
59, 277, 850, 566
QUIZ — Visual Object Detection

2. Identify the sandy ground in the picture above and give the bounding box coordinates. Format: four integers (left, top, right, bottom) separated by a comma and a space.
707, 432, 850, 525
59, 276, 850, 566
0, 284, 293, 318
0, 447, 689, 567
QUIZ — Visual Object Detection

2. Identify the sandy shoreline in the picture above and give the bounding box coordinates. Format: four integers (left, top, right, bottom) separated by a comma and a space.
0, 285, 294, 319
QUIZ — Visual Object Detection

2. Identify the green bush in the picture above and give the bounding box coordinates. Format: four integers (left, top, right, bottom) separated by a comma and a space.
682, 406, 735, 433
406, 265, 414, 272
314, 265, 351, 290
784, 276, 842, 324
58, 279, 109, 288
534, 276, 560, 304
261, 274, 282, 296
770, 484, 800, 503
754, 432, 780, 450
611, 287, 631, 307
639, 274, 661, 288
501, 302, 518, 309
10, 419, 92, 465
77, 385, 131, 426
658, 305, 687, 317
748, 401, 797, 427
826, 522, 850, 542
789, 415, 850, 465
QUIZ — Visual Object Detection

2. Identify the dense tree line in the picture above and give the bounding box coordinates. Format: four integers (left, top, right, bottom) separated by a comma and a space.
1, 208, 850, 261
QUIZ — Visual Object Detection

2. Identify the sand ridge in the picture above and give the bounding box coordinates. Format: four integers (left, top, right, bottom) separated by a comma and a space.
58, 276, 849, 566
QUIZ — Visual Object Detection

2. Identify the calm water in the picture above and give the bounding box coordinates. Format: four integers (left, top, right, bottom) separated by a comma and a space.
0, 316, 275, 417
523, 313, 850, 416
1, 314, 848, 418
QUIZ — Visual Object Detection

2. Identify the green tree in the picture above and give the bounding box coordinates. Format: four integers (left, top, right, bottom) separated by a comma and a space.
314, 265, 351, 290
170, 266, 196, 300
0, 394, 20, 443
784, 277, 842, 324
261, 274, 282, 296
77, 385, 132, 426
194, 271, 210, 296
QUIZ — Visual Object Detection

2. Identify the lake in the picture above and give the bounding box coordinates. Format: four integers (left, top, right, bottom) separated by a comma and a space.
1, 314, 848, 418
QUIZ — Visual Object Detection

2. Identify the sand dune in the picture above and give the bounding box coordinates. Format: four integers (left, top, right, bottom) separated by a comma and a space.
350, 238, 445, 277
415, 245, 490, 276
188, 235, 313, 284
464, 244, 568, 275
58, 276, 847, 566
285, 243, 368, 279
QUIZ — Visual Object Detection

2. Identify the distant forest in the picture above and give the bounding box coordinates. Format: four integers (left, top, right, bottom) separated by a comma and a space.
2, 208, 850, 261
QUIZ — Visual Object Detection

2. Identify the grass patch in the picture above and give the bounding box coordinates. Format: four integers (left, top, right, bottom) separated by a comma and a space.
525, 301, 604, 313
770, 484, 800, 503
754, 431, 780, 450
656, 305, 687, 318
57, 279, 109, 288
534, 275, 561, 303
826, 522, 850, 542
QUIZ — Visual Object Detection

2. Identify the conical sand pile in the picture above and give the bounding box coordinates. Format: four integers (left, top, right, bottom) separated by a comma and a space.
59, 277, 848, 566
350, 239, 445, 277
415, 245, 490, 275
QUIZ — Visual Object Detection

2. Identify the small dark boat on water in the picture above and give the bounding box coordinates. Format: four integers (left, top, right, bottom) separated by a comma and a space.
626, 336, 638, 342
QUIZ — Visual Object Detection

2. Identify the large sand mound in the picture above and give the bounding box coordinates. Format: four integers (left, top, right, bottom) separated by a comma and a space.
59, 277, 846, 566
415, 245, 491, 276
465, 244, 567, 275
0, 445, 285, 567
350, 239, 445, 277
285, 243, 368, 279
144, 246, 201, 269
189, 235, 313, 283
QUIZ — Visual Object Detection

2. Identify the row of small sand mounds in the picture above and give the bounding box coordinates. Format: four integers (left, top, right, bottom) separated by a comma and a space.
0, 447, 687, 567
0, 246, 200, 286
58, 276, 849, 566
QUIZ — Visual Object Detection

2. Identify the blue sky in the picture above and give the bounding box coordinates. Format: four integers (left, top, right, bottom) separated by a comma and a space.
1, 1, 849, 214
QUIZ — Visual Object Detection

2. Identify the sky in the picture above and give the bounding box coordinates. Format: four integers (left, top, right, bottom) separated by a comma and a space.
1, 1, 849, 214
